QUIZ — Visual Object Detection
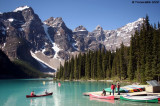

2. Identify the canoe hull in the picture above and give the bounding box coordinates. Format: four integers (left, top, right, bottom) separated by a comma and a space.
120, 96, 158, 103
26, 92, 53, 98
89, 94, 114, 100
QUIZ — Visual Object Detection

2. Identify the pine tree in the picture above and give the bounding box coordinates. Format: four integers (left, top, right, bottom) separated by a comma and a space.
145, 15, 150, 31
78, 53, 82, 79
74, 55, 78, 79
63, 61, 67, 79
111, 53, 117, 77
145, 16, 153, 81
85, 52, 90, 79
81, 53, 86, 77
120, 43, 127, 79
92, 51, 97, 79
139, 25, 146, 83
152, 26, 158, 79
97, 49, 102, 79
69, 56, 74, 80
128, 35, 135, 80
102, 49, 107, 78
115, 49, 121, 80
157, 23, 160, 82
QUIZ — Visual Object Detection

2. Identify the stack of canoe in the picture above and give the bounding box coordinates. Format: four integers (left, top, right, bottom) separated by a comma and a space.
104, 85, 145, 93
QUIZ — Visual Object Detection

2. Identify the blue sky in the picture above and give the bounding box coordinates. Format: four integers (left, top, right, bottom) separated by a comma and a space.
0, 0, 160, 31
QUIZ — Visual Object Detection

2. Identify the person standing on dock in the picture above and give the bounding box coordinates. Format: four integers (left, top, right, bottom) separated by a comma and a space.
117, 83, 120, 95
111, 84, 115, 95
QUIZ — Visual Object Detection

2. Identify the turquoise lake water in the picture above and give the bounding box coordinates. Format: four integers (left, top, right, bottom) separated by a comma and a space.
0, 79, 159, 106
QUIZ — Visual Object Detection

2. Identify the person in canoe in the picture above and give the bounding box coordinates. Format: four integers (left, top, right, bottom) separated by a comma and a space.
117, 83, 120, 95
31, 91, 36, 96
101, 89, 106, 96
45, 89, 48, 94
111, 84, 115, 95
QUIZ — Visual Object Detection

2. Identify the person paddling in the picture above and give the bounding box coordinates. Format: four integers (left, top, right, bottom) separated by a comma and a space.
31, 91, 35, 96
45, 89, 48, 94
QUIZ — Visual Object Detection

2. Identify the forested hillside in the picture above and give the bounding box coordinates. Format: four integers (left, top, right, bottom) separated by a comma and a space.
0, 50, 45, 79
56, 16, 160, 83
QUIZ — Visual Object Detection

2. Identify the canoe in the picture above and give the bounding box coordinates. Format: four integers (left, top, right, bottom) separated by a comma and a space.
132, 85, 145, 91
104, 88, 126, 93
128, 86, 142, 92
90, 97, 115, 103
121, 88, 129, 93
26, 92, 53, 98
89, 94, 114, 100
120, 95, 158, 103
126, 85, 143, 91
122, 87, 134, 93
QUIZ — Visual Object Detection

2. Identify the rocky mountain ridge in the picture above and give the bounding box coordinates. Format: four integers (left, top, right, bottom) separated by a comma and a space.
0, 6, 144, 72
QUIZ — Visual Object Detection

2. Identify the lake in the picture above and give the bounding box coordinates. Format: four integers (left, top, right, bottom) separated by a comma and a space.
0, 79, 159, 106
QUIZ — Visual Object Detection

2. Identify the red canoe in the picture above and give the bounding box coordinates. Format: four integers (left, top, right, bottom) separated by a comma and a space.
26, 92, 53, 98
90, 97, 115, 103
89, 94, 114, 100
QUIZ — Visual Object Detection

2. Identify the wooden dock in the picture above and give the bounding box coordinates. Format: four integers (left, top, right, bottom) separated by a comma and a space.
83, 91, 160, 99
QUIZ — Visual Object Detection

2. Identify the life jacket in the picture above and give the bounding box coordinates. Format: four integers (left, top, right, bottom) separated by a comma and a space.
31, 92, 34, 96
111, 85, 115, 90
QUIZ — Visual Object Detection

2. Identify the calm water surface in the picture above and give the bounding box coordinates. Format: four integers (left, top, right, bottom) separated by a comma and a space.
0, 79, 159, 106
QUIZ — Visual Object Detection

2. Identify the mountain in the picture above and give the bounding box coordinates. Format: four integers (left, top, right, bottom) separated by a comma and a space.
0, 6, 144, 73
0, 6, 55, 73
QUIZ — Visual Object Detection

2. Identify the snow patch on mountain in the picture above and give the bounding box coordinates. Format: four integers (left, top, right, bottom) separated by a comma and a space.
52, 43, 61, 58
30, 51, 56, 70
72, 42, 78, 51
43, 24, 53, 43
43, 24, 61, 59
8, 18, 14, 22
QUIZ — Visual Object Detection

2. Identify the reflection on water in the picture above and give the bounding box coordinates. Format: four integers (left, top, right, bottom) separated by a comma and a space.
90, 97, 115, 104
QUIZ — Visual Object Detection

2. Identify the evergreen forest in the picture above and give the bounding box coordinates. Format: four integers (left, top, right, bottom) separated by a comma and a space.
56, 16, 160, 83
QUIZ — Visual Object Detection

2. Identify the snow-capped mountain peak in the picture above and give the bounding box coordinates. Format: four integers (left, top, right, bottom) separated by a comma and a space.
103, 18, 144, 50
118, 18, 144, 34
13, 6, 30, 12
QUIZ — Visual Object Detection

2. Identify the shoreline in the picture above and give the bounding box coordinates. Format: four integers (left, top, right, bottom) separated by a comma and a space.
55, 79, 141, 85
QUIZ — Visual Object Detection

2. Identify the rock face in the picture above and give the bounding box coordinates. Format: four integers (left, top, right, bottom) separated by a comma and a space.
73, 25, 88, 51
0, 6, 144, 72
103, 18, 144, 51
0, 6, 54, 73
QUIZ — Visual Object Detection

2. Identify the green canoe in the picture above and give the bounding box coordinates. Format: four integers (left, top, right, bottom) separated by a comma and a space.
120, 96, 158, 103
104, 88, 126, 93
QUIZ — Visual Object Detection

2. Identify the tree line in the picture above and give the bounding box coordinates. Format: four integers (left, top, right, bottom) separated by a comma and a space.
56, 16, 160, 83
